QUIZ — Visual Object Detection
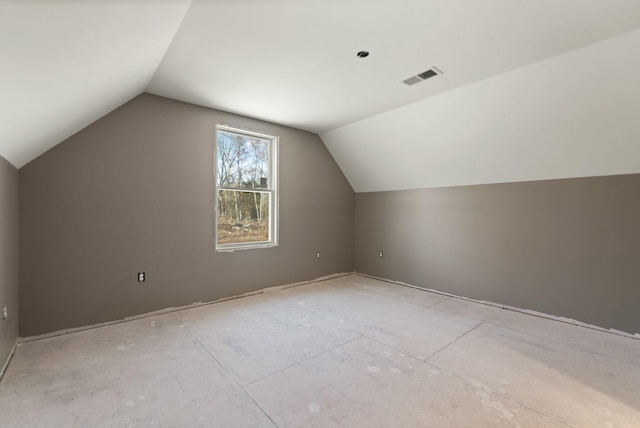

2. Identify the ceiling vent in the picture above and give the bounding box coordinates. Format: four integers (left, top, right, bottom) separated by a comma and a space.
403, 67, 442, 86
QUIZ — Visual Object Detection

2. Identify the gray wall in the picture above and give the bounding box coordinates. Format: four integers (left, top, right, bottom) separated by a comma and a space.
0, 155, 19, 368
19, 93, 354, 337
356, 175, 640, 334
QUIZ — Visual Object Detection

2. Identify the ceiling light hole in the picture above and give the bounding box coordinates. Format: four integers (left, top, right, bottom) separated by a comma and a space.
356, 51, 369, 58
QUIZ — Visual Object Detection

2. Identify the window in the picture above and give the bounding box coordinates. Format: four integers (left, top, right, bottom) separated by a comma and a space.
215, 124, 278, 250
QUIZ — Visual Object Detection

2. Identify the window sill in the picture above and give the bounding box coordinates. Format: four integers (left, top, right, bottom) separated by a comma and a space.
215, 242, 278, 252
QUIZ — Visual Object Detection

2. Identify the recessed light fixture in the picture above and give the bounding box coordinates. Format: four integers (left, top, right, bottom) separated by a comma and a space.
356, 51, 369, 58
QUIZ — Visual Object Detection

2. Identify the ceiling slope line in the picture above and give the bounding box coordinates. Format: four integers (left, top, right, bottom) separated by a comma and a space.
145, 0, 195, 91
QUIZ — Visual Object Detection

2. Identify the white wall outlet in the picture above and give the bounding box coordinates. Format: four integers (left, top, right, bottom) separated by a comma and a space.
138, 272, 145, 282
379, 251, 384, 258
316, 252, 321, 259
2, 306, 7, 320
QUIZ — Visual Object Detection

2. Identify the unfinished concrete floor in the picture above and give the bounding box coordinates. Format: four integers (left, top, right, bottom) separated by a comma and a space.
1, 274, 639, 427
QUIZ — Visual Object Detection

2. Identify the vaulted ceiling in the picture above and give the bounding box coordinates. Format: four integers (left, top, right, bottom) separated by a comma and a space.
2, 0, 640, 190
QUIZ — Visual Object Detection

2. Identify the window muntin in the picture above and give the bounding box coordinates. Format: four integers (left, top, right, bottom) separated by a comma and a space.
215, 125, 278, 250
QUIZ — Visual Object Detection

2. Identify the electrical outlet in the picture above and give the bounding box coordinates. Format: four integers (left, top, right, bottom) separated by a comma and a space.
379, 251, 384, 258
2, 306, 7, 320
138, 272, 145, 282
316, 251, 321, 259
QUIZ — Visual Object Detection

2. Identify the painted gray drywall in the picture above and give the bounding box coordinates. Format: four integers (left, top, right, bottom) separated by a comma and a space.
19, 93, 354, 337
356, 175, 640, 334
0, 155, 19, 367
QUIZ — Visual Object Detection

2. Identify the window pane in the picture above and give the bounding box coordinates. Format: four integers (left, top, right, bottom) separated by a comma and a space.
217, 131, 269, 189
217, 190, 270, 244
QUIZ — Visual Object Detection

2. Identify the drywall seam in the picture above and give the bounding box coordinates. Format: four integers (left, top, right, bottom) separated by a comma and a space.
18, 272, 354, 344
0, 341, 17, 382
357, 273, 640, 341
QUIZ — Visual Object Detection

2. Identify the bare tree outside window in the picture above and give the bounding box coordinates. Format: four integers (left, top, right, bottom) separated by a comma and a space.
215, 126, 277, 249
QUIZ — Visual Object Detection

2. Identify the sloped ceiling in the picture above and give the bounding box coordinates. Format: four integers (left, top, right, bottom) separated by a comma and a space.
322, 29, 640, 192
2, 1, 640, 187
0, 0, 192, 168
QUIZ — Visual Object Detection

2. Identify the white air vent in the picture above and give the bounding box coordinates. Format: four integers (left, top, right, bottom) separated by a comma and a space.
403, 67, 442, 86
402, 76, 422, 86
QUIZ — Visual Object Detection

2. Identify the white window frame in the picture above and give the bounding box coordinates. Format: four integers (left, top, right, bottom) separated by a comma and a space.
214, 124, 278, 251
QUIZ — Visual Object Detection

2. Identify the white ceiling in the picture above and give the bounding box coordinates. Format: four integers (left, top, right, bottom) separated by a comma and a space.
0, 0, 192, 168
149, 0, 640, 134
2, 0, 640, 182
323, 29, 640, 192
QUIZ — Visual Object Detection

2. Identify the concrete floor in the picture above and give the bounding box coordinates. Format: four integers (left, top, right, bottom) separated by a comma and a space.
1, 274, 639, 427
